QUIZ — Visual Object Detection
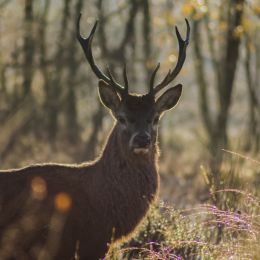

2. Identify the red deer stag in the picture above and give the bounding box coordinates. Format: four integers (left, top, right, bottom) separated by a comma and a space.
0, 14, 190, 260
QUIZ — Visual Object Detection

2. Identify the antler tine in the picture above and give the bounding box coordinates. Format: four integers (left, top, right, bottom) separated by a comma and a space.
77, 14, 125, 93
159, 69, 171, 86
107, 67, 126, 96
123, 64, 129, 94
185, 18, 191, 42
106, 67, 115, 84
107, 66, 128, 96
149, 63, 160, 95
153, 19, 190, 96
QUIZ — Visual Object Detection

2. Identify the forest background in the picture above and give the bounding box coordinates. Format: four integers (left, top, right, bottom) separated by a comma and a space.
0, 0, 259, 258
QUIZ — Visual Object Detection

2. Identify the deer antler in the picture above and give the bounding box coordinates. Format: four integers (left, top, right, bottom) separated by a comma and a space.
149, 19, 190, 96
77, 14, 128, 96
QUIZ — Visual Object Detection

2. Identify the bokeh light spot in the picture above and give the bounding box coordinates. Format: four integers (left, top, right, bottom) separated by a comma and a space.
54, 192, 72, 213
31, 176, 47, 200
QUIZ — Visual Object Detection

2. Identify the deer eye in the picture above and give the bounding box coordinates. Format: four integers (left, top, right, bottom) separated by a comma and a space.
146, 119, 152, 124
128, 118, 136, 124
153, 116, 159, 125
118, 116, 126, 124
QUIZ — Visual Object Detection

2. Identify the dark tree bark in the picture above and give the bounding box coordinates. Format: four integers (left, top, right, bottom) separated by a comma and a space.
142, 0, 153, 83
244, 34, 260, 153
44, 0, 71, 142
192, 20, 213, 138
0, 65, 7, 97
38, 0, 50, 137
192, 0, 245, 176
22, 0, 34, 97
63, 0, 84, 144
83, 101, 105, 161
210, 0, 245, 173
193, 1, 246, 245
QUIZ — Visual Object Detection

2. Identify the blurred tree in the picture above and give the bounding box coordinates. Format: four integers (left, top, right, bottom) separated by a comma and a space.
192, 0, 245, 176
22, 0, 34, 97
0, 65, 7, 102
63, 0, 84, 144
142, 0, 153, 83
44, 0, 71, 142
38, 0, 50, 137
0, 0, 37, 161
0, 0, 10, 9
244, 26, 260, 153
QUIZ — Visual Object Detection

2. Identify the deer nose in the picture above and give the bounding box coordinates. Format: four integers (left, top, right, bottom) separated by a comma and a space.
132, 132, 151, 148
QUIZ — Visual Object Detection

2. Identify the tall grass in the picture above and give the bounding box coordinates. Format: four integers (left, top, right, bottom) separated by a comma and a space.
0, 151, 259, 259
108, 153, 260, 259
107, 189, 259, 259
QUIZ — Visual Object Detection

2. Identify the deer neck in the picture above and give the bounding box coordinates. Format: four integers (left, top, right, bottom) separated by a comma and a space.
96, 124, 159, 239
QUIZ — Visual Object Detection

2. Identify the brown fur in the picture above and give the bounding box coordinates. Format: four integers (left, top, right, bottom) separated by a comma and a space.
0, 123, 159, 260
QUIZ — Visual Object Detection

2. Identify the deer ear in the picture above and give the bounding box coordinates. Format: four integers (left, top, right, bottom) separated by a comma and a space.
98, 80, 120, 112
155, 84, 182, 114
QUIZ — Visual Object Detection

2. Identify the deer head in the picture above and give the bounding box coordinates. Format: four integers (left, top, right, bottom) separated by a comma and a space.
77, 14, 190, 156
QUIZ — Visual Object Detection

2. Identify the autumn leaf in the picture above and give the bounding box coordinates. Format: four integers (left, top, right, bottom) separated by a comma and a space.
182, 3, 194, 17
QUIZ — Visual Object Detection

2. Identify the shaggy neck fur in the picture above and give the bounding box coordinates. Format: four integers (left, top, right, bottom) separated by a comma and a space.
95, 123, 160, 239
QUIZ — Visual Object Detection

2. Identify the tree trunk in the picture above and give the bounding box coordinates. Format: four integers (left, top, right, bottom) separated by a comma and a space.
82, 102, 105, 161
244, 35, 260, 153
210, 0, 245, 174
192, 20, 213, 138
192, 0, 245, 176
63, 0, 84, 143
45, 0, 71, 142
142, 0, 153, 83
38, 0, 50, 138
22, 0, 34, 97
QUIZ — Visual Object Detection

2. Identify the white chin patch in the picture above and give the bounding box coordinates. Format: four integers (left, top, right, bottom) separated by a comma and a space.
133, 148, 149, 155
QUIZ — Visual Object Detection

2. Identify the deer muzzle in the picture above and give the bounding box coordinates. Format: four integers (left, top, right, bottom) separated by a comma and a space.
130, 132, 151, 154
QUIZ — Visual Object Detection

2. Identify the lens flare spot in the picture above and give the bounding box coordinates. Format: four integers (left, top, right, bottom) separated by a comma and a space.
233, 25, 244, 38
168, 54, 177, 63
31, 177, 47, 200
54, 192, 72, 213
